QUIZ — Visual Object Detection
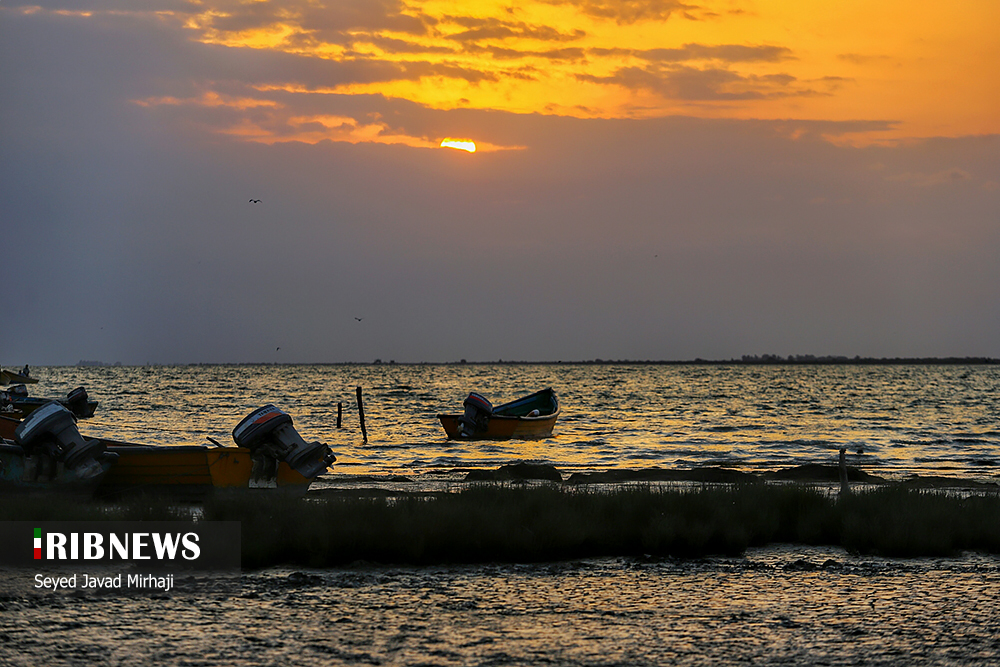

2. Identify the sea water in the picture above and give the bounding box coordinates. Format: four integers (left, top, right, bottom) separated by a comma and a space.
6, 364, 1000, 665
4, 549, 1000, 666
24, 363, 1000, 483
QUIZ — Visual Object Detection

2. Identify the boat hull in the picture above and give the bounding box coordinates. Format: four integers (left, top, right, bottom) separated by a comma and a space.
0, 415, 17, 441
438, 388, 560, 440
0, 443, 116, 498
438, 412, 558, 440
0, 370, 38, 385
97, 442, 315, 499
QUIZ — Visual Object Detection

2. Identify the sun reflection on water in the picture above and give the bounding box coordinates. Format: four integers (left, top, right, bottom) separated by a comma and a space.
28, 363, 1000, 483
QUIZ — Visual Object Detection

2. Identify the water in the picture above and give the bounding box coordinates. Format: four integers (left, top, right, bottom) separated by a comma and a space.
21, 363, 1000, 484
4, 548, 1000, 665
6, 364, 1000, 664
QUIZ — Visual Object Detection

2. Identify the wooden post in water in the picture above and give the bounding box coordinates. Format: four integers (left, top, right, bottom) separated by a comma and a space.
838, 448, 851, 500
336, 402, 343, 428
356, 386, 368, 444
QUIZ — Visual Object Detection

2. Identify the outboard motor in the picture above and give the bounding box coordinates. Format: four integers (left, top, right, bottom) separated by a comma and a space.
232, 405, 337, 485
457, 392, 492, 439
14, 402, 107, 481
64, 386, 92, 418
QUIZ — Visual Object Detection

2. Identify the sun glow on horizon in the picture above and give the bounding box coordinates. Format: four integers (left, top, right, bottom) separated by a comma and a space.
440, 139, 477, 153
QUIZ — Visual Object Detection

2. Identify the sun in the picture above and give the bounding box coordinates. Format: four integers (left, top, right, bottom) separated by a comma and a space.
440, 138, 476, 153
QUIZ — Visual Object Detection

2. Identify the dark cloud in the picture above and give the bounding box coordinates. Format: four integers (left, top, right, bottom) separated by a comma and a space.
197, 0, 432, 36
3, 0, 199, 11
355, 35, 458, 56
540, 0, 698, 25
642, 43, 794, 63
443, 16, 586, 43
578, 65, 807, 101
465, 44, 587, 62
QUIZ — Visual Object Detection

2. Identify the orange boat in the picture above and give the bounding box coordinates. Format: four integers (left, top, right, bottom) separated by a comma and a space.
96, 405, 336, 498
97, 442, 316, 499
3, 404, 336, 499
438, 388, 560, 440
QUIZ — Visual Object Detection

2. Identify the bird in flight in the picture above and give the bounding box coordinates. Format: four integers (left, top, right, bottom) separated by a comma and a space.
276, 347, 280, 351
355, 317, 363, 322
249, 199, 262, 203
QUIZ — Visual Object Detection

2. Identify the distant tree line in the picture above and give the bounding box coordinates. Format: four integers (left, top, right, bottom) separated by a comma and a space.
72, 357, 1000, 367
439, 356, 1000, 366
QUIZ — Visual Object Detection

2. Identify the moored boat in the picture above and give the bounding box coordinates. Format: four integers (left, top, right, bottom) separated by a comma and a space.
96, 404, 336, 499
0, 442, 118, 497
0, 385, 99, 420
438, 388, 560, 440
0, 367, 38, 385
0, 414, 17, 440
1, 402, 118, 497
96, 444, 317, 499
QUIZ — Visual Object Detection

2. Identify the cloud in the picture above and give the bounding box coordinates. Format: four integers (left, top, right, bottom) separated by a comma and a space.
540, 0, 698, 25
885, 168, 974, 188
466, 44, 587, 62
443, 16, 586, 43
194, 0, 432, 37
641, 43, 795, 63
217, 113, 440, 148
0, 0, 932, 146
132, 90, 280, 111
353, 35, 458, 56
6, 0, 196, 12
578, 65, 809, 101
837, 53, 893, 65
769, 119, 899, 142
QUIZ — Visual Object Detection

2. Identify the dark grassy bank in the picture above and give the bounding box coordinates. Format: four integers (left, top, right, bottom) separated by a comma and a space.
5, 484, 1000, 567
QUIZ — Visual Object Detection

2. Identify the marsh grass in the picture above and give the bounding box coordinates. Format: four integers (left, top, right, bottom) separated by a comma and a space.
4, 484, 999, 566
204, 484, 1000, 566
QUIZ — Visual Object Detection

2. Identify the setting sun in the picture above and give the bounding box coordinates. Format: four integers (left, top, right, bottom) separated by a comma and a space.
440, 139, 476, 153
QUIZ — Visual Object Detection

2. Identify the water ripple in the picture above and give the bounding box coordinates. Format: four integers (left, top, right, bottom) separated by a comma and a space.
19, 363, 1000, 483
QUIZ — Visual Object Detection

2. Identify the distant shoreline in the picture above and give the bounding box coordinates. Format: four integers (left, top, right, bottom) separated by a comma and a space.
72, 356, 1000, 367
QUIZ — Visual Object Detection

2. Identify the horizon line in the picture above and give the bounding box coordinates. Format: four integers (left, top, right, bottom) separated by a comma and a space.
62, 355, 1000, 368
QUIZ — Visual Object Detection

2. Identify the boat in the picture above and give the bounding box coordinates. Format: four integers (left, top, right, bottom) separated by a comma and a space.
98, 443, 318, 499
0, 414, 17, 440
1, 402, 337, 499
0, 367, 38, 385
1, 402, 118, 497
438, 388, 560, 440
0, 442, 118, 497
0, 385, 99, 420
96, 404, 337, 499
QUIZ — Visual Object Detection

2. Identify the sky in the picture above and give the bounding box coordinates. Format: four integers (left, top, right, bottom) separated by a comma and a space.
1, 0, 998, 365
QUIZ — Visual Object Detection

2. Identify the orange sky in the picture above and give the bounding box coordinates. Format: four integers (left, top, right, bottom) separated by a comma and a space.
146, 0, 1000, 147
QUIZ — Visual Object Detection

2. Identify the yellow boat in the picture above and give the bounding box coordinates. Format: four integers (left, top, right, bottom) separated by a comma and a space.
95, 405, 336, 498
98, 443, 316, 498
438, 388, 560, 440
5, 403, 334, 500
